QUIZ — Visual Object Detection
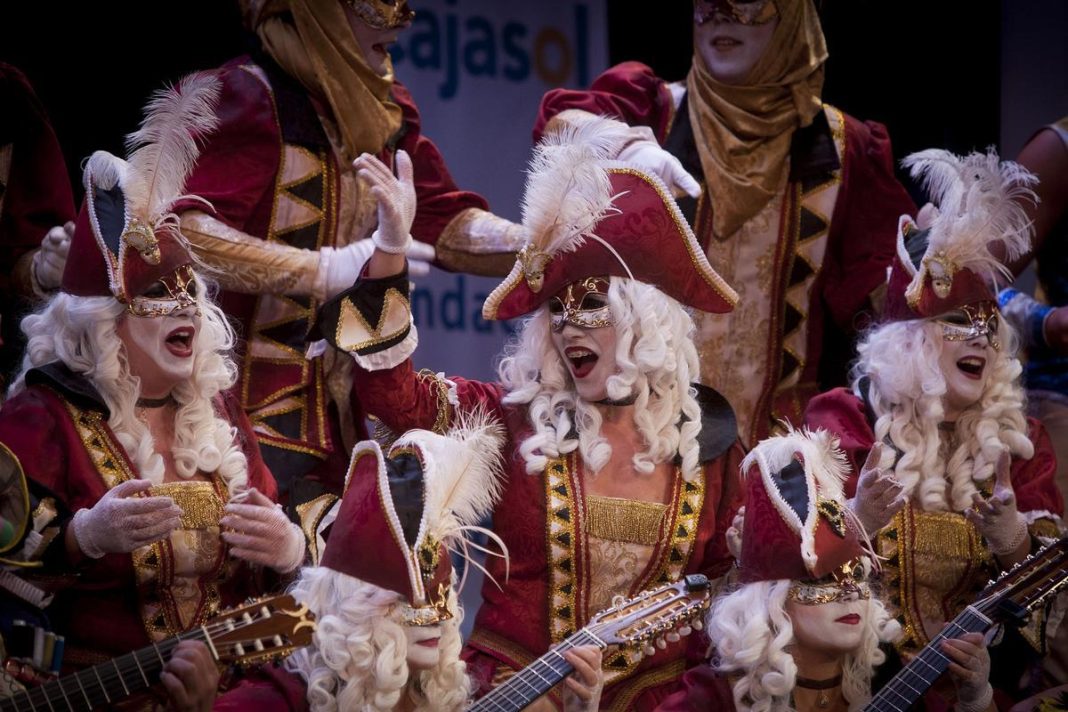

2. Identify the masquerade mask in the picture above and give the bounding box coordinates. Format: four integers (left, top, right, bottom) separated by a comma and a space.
787, 560, 871, 605
548, 277, 612, 333
934, 301, 1000, 351
127, 265, 199, 318
395, 583, 453, 627
344, 0, 414, 30
694, 0, 778, 26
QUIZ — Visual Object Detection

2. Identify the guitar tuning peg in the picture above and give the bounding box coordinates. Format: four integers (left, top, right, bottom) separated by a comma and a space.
666, 632, 681, 643
679, 625, 693, 637
644, 644, 656, 657
692, 619, 704, 631
655, 637, 667, 650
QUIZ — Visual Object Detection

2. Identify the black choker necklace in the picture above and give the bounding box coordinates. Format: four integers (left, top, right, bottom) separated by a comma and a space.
795, 673, 842, 709
136, 394, 176, 409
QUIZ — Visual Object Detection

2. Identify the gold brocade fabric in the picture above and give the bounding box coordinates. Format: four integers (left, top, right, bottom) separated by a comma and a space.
256, 0, 402, 162
583, 495, 668, 619
686, 0, 826, 239
133, 480, 230, 641
877, 505, 995, 652
695, 190, 783, 441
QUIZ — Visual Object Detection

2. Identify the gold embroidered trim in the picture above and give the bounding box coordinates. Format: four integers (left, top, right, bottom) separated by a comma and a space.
546, 455, 580, 644
603, 659, 688, 712
584, 495, 667, 546
416, 369, 453, 435
878, 506, 993, 652
651, 472, 705, 586
296, 493, 339, 566
335, 288, 410, 353
62, 400, 135, 489
150, 481, 224, 530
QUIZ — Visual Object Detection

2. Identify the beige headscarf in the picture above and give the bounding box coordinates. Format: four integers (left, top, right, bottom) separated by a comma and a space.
686, 0, 828, 239
253, 0, 403, 163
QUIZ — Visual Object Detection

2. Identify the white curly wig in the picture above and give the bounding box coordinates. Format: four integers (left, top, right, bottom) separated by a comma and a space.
285, 566, 470, 712
8, 273, 249, 494
496, 277, 704, 482
851, 316, 1032, 512
708, 577, 901, 712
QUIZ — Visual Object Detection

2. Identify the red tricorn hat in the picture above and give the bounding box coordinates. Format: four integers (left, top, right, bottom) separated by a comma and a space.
882, 149, 1036, 322
60, 72, 220, 301
738, 428, 865, 584
320, 413, 506, 622
482, 117, 737, 320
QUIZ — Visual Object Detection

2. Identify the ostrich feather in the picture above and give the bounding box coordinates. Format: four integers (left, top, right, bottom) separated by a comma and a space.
902, 148, 1037, 287
124, 71, 221, 223
83, 150, 130, 194
743, 425, 848, 502
520, 115, 632, 257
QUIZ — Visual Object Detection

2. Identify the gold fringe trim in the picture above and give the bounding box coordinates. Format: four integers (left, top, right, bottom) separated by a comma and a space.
584, 495, 667, 546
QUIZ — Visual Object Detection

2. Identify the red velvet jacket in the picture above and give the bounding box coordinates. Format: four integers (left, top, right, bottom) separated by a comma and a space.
354, 358, 745, 711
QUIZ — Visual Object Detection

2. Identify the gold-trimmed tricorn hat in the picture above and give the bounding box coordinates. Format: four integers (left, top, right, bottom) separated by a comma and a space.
481, 116, 738, 321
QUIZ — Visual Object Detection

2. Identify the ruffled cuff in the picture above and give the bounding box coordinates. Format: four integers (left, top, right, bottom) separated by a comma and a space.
310, 269, 417, 371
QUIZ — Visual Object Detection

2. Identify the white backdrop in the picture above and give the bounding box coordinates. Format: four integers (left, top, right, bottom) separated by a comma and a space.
390, 0, 609, 381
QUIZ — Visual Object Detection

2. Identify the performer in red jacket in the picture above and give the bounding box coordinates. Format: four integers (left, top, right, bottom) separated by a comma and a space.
534, 0, 916, 446
312, 116, 746, 710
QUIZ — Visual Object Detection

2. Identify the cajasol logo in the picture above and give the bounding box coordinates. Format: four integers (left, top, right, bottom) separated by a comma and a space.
390, 0, 595, 100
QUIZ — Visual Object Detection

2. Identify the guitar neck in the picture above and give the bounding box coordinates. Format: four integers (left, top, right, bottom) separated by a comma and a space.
468, 629, 605, 712
864, 606, 991, 712
0, 629, 205, 712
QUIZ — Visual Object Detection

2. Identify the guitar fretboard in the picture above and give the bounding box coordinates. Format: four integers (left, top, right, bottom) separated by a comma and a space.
864, 607, 990, 712
468, 629, 605, 712
0, 629, 207, 712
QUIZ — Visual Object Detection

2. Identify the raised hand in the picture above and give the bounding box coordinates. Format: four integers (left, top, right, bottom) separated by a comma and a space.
725, 505, 745, 560
849, 443, 906, 534
71, 479, 181, 558
965, 451, 1028, 558
221, 488, 305, 573
618, 135, 701, 199
32, 221, 75, 293
353, 150, 418, 255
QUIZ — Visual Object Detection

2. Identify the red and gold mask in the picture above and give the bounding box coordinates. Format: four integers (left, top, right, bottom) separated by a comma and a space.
344, 0, 414, 30
933, 300, 1001, 351
693, 0, 779, 26
127, 265, 199, 318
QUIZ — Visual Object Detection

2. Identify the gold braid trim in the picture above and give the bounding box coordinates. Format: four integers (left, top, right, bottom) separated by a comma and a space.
416, 369, 453, 435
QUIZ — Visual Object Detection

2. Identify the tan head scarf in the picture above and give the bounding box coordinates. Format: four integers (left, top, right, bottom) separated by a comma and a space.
254, 0, 403, 163
686, 0, 828, 239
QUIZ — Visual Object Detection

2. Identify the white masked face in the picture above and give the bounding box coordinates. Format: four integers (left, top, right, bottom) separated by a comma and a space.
403, 622, 443, 671
549, 279, 620, 404
342, 3, 410, 77
693, 1, 780, 85
936, 335, 991, 423
786, 581, 870, 658
116, 301, 200, 399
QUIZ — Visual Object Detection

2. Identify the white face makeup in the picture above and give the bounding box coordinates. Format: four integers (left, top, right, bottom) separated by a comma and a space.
343, 3, 409, 77
403, 622, 443, 671
693, 0, 780, 85
549, 285, 620, 404
117, 301, 200, 399
786, 583, 870, 658
936, 329, 992, 423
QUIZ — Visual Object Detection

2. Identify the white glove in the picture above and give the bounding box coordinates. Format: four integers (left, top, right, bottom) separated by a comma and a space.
561, 645, 604, 712
316, 239, 376, 300
32, 221, 75, 294
965, 452, 1028, 557
725, 506, 745, 560
221, 488, 305, 573
849, 443, 907, 534
71, 479, 182, 559
617, 129, 701, 199
353, 150, 417, 255
405, 239, 436, 278
942, 630, 993, 712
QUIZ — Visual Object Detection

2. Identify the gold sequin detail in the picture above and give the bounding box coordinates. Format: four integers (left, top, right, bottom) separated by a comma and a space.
150, 481, 224, 530
584, 495, 667, 546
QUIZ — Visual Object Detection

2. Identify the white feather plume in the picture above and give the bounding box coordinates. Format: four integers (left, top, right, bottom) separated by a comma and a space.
124, 71, 221, 224
83, 150, 130, 194
902, 148, 1037, 289
742, 424, 848, 503
521, 115, 633, 257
